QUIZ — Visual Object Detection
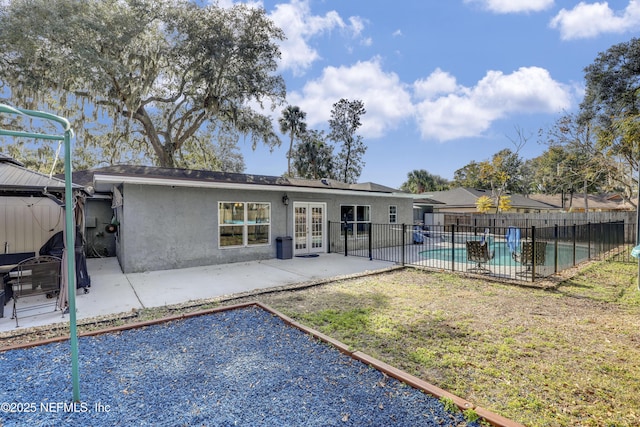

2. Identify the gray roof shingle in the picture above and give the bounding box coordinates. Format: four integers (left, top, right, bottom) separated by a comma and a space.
71, 165, 400, 194
423, 188, 556, 209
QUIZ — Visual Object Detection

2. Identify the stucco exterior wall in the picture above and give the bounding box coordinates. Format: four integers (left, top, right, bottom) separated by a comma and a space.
282, 192, 412, 223
119, 184, 282, 272
116, 183, 412, 273
286, 191, 414, 255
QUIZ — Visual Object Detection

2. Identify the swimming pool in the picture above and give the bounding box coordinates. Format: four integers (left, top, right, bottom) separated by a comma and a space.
419, 241, 590, 267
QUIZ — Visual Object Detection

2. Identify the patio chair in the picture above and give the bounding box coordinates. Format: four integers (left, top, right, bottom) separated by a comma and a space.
466, 240, 494, 274
7, 255, 62, 327
514, 241, 547, 278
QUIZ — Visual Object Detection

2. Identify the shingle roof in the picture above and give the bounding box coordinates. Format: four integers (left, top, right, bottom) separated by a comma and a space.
350, 182, 402, 193
423, 188, 556, 209
528, 193, 634, 211
0, 152, 23, 166
71, 165, 401, 194
71, 165, 284, 187
412, 197, 445, 205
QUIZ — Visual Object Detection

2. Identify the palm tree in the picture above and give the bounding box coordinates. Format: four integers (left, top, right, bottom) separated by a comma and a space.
400, 169, 450, 193
278, 105, 307, 176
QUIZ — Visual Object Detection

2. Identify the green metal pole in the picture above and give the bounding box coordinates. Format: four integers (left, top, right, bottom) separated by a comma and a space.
0, 104, 81, 401
63, 129, 81, 402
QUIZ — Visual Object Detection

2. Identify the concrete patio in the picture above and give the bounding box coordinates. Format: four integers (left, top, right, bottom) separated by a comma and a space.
1, 253, 397, 333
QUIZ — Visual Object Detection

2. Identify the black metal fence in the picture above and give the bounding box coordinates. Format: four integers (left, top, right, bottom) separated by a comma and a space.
327, 221, 634, 283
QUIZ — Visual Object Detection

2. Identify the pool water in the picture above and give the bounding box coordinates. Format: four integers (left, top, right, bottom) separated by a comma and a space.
420, 242, 589, 267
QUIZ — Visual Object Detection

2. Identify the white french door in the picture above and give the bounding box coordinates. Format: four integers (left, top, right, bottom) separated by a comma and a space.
293, 202, 326, 255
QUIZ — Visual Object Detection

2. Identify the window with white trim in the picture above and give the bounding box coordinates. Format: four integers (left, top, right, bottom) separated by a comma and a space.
389, 205, 397, 224
340, 205, 370, 238
219, 202, 270, 247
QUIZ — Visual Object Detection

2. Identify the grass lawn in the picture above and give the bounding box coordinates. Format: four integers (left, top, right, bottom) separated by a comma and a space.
2, 259, 638, 426
233, 261, 640, 427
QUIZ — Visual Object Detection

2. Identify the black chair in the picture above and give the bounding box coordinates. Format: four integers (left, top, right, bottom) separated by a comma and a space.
514, 241, 547, 278
2, 252, 36, 304
466, 240, 494, 274
7, 256, 62, 327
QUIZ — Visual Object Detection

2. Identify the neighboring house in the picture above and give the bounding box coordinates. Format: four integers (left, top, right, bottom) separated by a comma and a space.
528, 193, 634, 212
411, 187, 635, 227
411, 196, 445, 225
419, 188, 556, 216
74, 165, 413, 273
0, 153, 85, 254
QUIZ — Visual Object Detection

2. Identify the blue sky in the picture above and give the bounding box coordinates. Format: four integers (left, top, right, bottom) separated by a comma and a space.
222, 0, 640, 189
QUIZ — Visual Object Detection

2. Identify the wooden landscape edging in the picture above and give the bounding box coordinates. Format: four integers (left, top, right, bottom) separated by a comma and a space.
1, 301, 525, 427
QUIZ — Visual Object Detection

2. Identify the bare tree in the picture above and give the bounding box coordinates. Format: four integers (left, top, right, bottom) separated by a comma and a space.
328, 99, 367, 183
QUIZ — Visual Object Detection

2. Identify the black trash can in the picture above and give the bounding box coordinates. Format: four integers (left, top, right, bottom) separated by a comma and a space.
276, 236, 293, 260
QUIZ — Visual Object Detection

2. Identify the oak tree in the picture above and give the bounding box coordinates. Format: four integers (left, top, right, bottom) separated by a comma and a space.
0, 0, 286, 169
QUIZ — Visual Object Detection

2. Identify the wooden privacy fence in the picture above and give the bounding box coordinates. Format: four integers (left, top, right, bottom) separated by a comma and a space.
328, 220, 633, 283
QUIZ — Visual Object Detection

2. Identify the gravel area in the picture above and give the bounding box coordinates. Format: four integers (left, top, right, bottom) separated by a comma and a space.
0, 306, 479, 426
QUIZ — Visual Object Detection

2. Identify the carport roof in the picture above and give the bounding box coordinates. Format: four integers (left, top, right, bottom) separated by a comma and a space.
0, 153, 82, 195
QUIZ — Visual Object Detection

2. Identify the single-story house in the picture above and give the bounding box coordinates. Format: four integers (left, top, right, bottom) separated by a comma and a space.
416, 188, 557, 215
527, 193, 634, 212
74, 165, 414, 273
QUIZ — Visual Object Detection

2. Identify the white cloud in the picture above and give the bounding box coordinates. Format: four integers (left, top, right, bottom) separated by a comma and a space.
348, 16, 366, 35
413, 68, 461, 100
465, 0, 554, 13
287, 63, 572, 143
549, 1, 640, 40
288, 58, 413, 138
267, 0, 365, 76
414, 67, 572, 141
211, 1, 368, 75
